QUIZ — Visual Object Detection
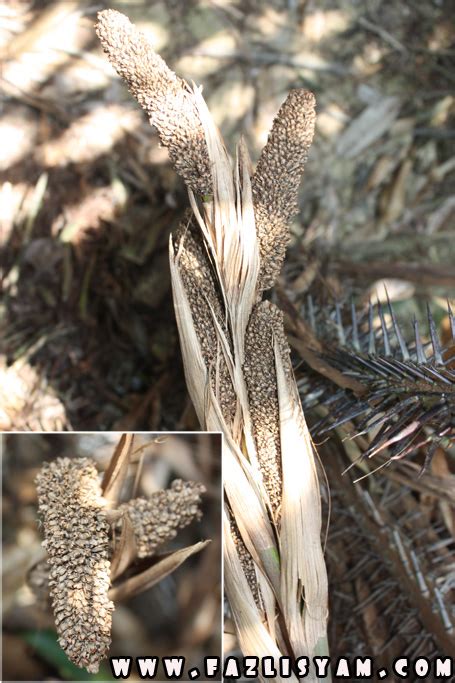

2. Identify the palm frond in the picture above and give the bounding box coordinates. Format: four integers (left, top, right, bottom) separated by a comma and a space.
297, 298, 455, 465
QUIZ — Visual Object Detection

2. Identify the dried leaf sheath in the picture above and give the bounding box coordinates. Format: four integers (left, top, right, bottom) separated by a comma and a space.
169, 102, 329, 672
172, 214, 237, 425
35, 458, 114, 674
223, 508, 299, 683
274, 340, 328, 656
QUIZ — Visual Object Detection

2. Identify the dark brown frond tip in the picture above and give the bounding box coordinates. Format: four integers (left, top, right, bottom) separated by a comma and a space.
96, 9, 211, 195
252, 89, 316, 291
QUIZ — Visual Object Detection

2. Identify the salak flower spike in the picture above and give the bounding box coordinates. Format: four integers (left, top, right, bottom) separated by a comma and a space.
36, 455, 205, 673
97, 10, 330, 682
36, 458, 114, 674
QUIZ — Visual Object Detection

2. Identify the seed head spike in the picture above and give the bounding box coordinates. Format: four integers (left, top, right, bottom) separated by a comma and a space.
252, 89, 316, 290
36, 458, 113, 673
385, 289, 410, 361
368, 299, 376, 355
95, 10, 211, 196
377, 299, 391, 357
413, 318, 427, 365
426, 303, 443, 365
118, 480, 205, 558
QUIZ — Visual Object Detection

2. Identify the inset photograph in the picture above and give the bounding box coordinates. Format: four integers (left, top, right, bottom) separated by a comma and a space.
2, 432, 221, 681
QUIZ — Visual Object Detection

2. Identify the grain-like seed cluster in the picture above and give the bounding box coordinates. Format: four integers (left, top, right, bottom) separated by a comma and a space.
244, 301, 293, 516
252, 90, 316, 291
96, 10, 212, 196
119, 479, 205, 558
36, 458, 113, 673
228, 513, 262, 608
173, 216, 237, 425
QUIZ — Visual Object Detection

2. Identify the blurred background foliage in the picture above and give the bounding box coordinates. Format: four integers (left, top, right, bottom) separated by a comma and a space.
2, 432, 221, 681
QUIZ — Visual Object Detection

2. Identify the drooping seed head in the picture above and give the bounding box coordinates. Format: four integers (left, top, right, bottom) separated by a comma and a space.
118, 479, 205, 558
36, 457, 114, 673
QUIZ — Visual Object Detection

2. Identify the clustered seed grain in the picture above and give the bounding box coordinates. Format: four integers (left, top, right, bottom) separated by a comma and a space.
173, 215, 237, 425
118, 479, 205, 558
36, 458, 113, 673
244, 301, 293, 516
96, 10, 212, 196
228, 510, 262, 608
252, 90, 316, 291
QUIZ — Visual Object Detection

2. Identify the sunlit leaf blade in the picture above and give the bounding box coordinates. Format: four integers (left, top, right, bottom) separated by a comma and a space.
223, 510, 299, 683
275, 340, 329, 661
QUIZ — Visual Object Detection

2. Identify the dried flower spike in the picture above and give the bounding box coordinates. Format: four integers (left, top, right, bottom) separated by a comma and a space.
35, 457, 114, 673
252, 90, 316, 290
119, 479, 205, 558
96, 9, 211, 196
96, 11, 329, 673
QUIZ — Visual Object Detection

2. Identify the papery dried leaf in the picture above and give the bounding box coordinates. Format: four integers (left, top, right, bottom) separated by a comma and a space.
110, 514, 137, 581
171, 216, 237, 425
223, 440, 280, 595
169, 241, 211, 426
223, 509, 298, 683
101, 433, 134, 505
109, 541, 210, 602
189, 85, 260, 353
275, 340, 329, 658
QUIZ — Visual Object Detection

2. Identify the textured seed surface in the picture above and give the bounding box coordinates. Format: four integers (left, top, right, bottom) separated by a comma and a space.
119, 479, 205, 558
173, 214, 237, 425
36, 457, 113, 673
252, 90, 316, 291
95, 10, 318, 605
96, 10, 211, 196
228, 510, 262, 608
244, 301, 293, 516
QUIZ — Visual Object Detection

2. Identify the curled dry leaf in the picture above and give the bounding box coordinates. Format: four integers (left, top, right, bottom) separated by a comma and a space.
110, 513, 137, 581
101, 432, 134, 505
109, 541, 210, 602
